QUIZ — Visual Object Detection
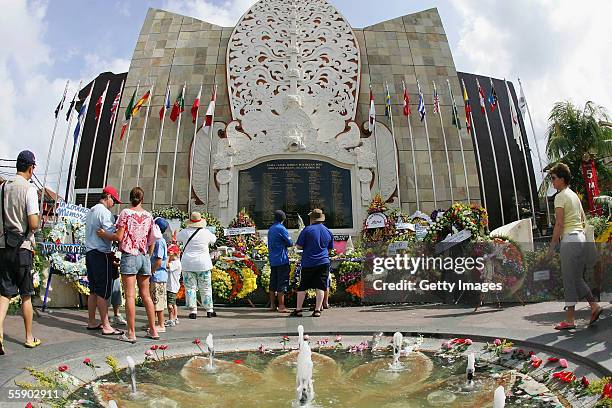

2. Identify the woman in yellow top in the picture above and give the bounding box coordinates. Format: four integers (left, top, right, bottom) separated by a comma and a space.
547, 163, 603, 330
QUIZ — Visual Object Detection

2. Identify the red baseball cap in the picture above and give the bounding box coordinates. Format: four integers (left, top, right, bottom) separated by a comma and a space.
103, 185, 122, 204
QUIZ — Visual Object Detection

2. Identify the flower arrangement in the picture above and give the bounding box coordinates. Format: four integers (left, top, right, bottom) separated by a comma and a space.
259, 263, 271, 292
212, 258, 258, 302
368, 193, 388, 214
211, 267, 232, 300
151, 206, 189, 221
361, 195, 396, 244
389, 209, 416, 243
424, 203, 488, 245
227, 209, 265, 255
46, 217, 89, 295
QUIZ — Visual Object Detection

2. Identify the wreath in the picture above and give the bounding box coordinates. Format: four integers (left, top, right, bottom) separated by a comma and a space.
470, 236, 525, 297
212, 257, 258, 302
361, 194, 396, 244
226, 209, 265, 257
389, 209, 416, 243
423, 203, 488, 245
46, 217, 89, 295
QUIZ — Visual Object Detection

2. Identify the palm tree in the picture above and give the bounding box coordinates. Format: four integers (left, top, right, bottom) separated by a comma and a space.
543, 101, 612, 199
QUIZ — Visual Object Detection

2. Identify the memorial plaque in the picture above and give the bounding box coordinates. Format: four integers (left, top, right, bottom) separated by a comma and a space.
238, 159, 353, 229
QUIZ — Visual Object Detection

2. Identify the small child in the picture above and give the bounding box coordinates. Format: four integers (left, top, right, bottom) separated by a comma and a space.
150, 218, 169, 333
166, 244, 182, 326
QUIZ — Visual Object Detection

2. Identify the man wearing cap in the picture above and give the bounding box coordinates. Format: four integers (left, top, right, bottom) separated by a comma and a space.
0, 150, 41, 353
84, 186, 123, 335
291, 208, 333, 318
267, 210, 293, 313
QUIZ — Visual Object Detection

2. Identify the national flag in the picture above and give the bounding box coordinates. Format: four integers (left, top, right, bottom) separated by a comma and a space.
448, 81, 461, 130
477, 81, 486, 114
402, 82, 411, 116
417, 81, 426, 122
191, 86, 201, 123
73, 93, 90, 144
202, 86, 217, 135
462, 80, 472, 133
131, 90, 151, 117
54, 85, 68, 119
109, 91, 121, 125
432, 82, 440, 115
518, 86, 527, 116
488, 81, 498, 112
159, 87, 171, 121
170, 87, 185, 122
124, 89, 136, 121
506, 81, 523, 151
95, 86, 107, 122
384, 85, 392, 117
66, 90, 78, 121
368, 86, 376, 133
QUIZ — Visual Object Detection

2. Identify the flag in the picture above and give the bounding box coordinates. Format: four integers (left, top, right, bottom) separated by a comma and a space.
131, 90, 151, 117
54, 86, 68, 119
384, 85, 392, 117
191, 86, 201, 123
368, 87, 376, 132
432, 82, 440, 115
95, 86, 107, 122
73, 94, 90, 144
417, 83, 426, 122
518, 86, 527, 116
506, 81, 523, 151
66, 91, 77, 121
488, 81, 498, 112
124, 89, 136, 121
462, 80, 472, 133
448, 82, 461, 130
202, 86, 217, 135
109, 91, 121, 124
170, 87, 185, 122
402, 83, 411, 116
477, 81, 486, 114
159, 88, 171, 121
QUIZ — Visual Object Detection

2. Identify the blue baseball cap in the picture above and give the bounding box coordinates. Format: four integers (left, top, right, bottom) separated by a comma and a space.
155, 217, 169, 233
17, 150, 36, 166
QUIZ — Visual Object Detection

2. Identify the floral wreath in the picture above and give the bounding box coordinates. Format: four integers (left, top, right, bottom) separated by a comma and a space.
212, 257, 258, 302
226, 209, 265, 256
424, 203, 488, 245
46, 217, 89, 295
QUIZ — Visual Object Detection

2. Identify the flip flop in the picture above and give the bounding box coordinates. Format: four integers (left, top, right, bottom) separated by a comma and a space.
86, 324, 103, 330
554, 322, 576, 330
102, 329, 125, 336
589, 307, 603, 325
145, 329, 160, 340
289, 310, 303, 317
24, 338, 42, 349
118, 334, 136, 344
0, 337, 5, 355
311, 310, 322, 317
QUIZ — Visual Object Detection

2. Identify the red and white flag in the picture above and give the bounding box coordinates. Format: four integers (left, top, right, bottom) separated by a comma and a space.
368, 87, 376, 133
477, 80, 486, 114
109, 91, 121, 124
191, 86, 201, 124
402, 83, 411, 116
95, 94, 104, 121
202, 86, 217, 135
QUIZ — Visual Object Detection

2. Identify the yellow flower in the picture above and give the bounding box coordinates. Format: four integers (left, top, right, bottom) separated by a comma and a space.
237, 267, 258, 299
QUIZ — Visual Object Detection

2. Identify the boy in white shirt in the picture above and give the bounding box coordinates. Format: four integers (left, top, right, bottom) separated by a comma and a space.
165, 244, 182, 326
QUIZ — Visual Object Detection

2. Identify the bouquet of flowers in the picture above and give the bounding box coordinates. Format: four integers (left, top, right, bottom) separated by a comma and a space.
227, 209, 265, 255
212, 257, 259, 302
424, 203, 488, 245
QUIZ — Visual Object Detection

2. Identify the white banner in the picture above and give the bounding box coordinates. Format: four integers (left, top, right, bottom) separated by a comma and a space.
224, 226, 256, 236
56, 202, 89, 222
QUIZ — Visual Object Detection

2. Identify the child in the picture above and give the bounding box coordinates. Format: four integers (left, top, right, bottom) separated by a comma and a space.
166, 244, 182, 326
150, 218, 169, 333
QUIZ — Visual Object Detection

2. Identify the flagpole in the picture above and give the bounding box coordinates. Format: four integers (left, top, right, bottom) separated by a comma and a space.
152, 84, 171, 210
417, 79, 437, 209
170, 82, 186, 207
506, 80, 536, 227
402, 81, 419, 211
188, 83, 203, 214
135, 83, 154, 187
54, 82, 82, 220
385, 82, 401, 209
461, 79, 487, 209
434, 81, 454, 204
118, 81, 140, 213
103, 79, 125, 186
205, 84, 218, 213
477, 78, 504, 225
448, 79, 470, 203
67, 79, 96, 204
84, 80, 110, 208
518, 77, 551, 227
491, 77, 519, 221
39, 80, 69, 225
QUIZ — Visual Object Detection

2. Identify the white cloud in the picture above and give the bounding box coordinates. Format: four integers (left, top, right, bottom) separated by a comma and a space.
450, 0, 612, 181
162, 0, 258, 26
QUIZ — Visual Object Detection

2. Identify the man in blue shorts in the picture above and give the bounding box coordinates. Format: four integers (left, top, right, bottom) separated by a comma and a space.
267, 210, 293, 313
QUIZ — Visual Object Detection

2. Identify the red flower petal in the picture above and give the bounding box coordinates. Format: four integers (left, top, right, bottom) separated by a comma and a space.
58, 365, 69, 372
234, 359, 243, 364
547, 357, 559, 362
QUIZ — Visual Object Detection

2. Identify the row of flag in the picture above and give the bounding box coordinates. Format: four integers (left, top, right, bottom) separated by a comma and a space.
367, 78, 527, 150
54, 82, 218, 146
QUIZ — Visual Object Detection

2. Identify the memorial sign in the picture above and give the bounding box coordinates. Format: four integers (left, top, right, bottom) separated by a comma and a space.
56, 202, 89, 222
365, 213, 387, 229
238, 159, 353, 229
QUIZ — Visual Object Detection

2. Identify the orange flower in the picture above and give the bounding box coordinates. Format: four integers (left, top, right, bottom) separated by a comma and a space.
346, 280, 364, 299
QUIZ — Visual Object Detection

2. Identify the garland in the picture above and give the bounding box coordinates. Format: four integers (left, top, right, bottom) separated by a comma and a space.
361, 194, 396, 243
46, 217, 89, 295
424, 203, 488, 245
226, 209, 265, 256
212, 257, 259, 302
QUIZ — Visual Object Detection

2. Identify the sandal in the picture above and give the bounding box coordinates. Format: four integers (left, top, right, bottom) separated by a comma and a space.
311, 310, 322, 317
554, 322, 576, 330
289, 310, 303, 317
86, 324, 103, 330
145, 329, 160, 340
589, 307, 603, 325
24, 338, 42, 349
0, 337, 5, 355
102, 329, 125, 336
118, 334, 136, 344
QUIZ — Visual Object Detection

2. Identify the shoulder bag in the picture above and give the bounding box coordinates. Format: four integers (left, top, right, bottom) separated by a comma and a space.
1, 182, 27, 249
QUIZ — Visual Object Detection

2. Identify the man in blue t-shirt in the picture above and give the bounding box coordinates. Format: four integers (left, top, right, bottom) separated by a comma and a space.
291, 209, 333, 317
267, 210, 293, 313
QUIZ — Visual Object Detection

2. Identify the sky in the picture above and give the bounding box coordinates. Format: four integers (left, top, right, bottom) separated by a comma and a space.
1, 0, 611, 191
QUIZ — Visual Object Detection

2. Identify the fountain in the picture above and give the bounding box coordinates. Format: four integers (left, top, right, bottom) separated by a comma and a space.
389, 332, 404, 370
493, 386, 506, 408
466, 352, 476, 387
126, 356, 136, 394
295, 325, 314, 407
206, 333, 215, 371
368, 332, 383, 350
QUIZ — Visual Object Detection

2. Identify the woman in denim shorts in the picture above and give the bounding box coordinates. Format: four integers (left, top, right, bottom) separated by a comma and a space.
101, 187, 158, 343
